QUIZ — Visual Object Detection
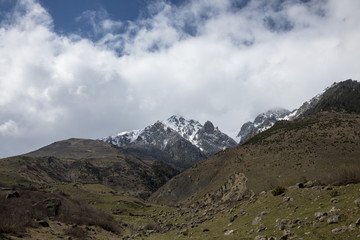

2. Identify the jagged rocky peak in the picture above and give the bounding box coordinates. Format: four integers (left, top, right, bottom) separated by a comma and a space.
101, 115, 237, 169
253, 108, 291, 125
162, 115, 202, 140
202, 121, 215, 134
236, 108, 290, 144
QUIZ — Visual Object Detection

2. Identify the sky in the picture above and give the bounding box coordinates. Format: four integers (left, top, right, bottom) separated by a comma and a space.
0, 0, 359, 158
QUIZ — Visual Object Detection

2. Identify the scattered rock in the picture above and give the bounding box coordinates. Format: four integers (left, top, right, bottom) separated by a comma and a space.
327, 215, 341, 224
331, 198, 339, 204
179, 228, 189, 236
355, 198, 360, 207
314, 212, 327, 219
254, 236, 268, 240
5, 191, 20, 199
283, 197, 290, 202
355, 218, 360, 226
252, 216, 262, 225
37, 220, 49, 227
314, 195, 322, 201
202, 228, 210, 232
259, 191, 266, 196
329, 206, 340, 213
255, 224, 266, 232
304, 181, 313, 188
349, 223, 356, 231
229, 214, 238, 223
224, 229, 235, 236
332, 225, 347, 234
260, 211, 269, 216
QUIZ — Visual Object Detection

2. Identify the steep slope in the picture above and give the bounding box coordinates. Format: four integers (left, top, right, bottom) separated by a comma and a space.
149, 111, 360, 206
102, 115, 237, 169
237, 79, 359, 144
0, 138, 179, 199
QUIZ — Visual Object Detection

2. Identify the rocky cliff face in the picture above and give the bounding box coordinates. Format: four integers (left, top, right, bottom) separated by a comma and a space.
102, 115, 237, 169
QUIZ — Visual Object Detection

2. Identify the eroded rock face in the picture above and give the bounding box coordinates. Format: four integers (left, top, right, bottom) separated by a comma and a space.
201, 173, 251, 205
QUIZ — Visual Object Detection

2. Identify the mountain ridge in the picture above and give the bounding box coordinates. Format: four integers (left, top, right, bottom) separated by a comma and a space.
102, 115, 237, 169
236, 79, 358, 144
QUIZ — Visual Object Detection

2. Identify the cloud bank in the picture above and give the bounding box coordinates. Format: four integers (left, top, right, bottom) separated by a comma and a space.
0, 0, 359, 157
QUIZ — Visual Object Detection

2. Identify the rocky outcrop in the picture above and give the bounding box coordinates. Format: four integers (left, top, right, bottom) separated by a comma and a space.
200, 173, 251, 205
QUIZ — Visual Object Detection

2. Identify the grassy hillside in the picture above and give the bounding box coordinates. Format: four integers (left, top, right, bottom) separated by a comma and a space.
150, 112, 360, 206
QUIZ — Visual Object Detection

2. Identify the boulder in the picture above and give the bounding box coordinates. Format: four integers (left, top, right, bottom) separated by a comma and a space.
252, 216, 262, 225
327, 215, 340, 224
332, 225, 347, 233
5, 191, 20, 199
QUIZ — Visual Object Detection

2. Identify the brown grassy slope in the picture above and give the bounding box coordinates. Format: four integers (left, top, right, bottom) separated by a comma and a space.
149, 112, 360, 205
0, 188, 121, 235
0, 139, 179, 199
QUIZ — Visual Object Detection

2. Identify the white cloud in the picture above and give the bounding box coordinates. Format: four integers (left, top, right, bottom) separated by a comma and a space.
0, 0, 359, 157
0, 120, 19, 136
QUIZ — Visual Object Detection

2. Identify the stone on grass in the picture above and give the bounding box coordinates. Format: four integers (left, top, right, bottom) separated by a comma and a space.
224, 229, 235, 236
254, 236, 268, 240
327, 215, 340, 224
332, 225, 347, 233
355, 198, 360, 207
252, 216, 262, 225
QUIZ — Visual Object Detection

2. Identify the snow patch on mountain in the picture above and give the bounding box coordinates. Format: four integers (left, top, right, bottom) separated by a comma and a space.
101, 115, 237, 157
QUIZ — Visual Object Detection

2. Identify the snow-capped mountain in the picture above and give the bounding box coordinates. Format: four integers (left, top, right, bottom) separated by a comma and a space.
235, 108, 291, 144
236, 80, 358, 144
102, 115, 237, 169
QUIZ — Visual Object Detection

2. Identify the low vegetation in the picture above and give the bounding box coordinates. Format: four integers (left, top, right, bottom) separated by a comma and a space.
271, 186, 286, 196
0, 187, 121, 236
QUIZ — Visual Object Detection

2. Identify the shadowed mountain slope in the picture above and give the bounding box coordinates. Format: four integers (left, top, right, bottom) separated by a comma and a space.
0, 138, 179, 199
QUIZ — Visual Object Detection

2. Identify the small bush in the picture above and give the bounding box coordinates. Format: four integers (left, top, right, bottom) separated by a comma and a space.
144, 222, 162, 232
272, 186, 286, 196
64, 226, 88, 240
329, 190, 339, 198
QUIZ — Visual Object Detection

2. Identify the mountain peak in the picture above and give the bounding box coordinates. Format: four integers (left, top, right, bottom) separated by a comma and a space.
202, 121, 215, 134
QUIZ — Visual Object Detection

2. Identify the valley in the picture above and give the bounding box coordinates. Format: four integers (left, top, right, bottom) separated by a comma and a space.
1, 79, 360, 240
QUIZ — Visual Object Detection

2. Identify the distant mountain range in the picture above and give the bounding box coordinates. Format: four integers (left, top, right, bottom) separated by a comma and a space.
101, 115, 237, 169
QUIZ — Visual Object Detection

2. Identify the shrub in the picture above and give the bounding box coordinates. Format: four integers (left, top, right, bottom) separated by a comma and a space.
329, 190, 339, 198
272, 186, 286, 196
0, 189, 122, 234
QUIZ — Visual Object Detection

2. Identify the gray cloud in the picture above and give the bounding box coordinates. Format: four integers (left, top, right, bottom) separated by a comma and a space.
0, 0, 359, 157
